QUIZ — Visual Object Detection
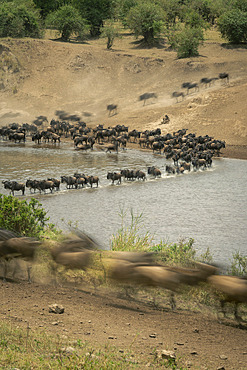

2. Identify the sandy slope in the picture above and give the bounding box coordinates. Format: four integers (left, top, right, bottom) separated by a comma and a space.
0, 34, 247, 158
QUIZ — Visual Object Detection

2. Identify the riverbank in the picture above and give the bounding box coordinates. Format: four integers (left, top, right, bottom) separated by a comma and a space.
1, 280, 247, 369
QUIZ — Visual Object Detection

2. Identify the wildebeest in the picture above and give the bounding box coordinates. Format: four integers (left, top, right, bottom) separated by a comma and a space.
107, 104, 118, 116
219, 72, 229, 83
2, 180, 25, 196
172, 91, 184, 102
0, 228, 41, 282
61, 176, 78, 189
147, 166, 162, 178
50, 230, 100, 273
37, 180, 55, 193
88, 176, 99, 188
200, 77, 218, 88
186, 82, 199, 94
47, 178, 60, 191
26, 179, 40, 193
208, 275, 247, 321
107, 172, 122, 185
165, 165, 175, 174
105, 141, 119, 153
139, 92, 157, 106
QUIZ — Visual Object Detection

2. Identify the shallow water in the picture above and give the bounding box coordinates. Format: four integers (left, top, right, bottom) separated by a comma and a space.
1, 140, 246, 265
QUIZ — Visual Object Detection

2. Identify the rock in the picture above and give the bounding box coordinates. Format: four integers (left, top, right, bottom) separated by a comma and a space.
48, 304, 64, 314
156, 350, 176, 360
52, 321, 59, 325
190, 351, 198, 355
60, 346, 75, 356
149, 334, 156, 338
219, 355, 228, 360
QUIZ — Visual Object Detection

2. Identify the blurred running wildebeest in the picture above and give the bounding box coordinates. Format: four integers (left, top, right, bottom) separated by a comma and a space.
139, 92, 157, 105
107, 104, 118, 116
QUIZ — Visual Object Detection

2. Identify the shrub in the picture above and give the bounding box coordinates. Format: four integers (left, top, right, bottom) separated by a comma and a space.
0, 194, 51, 238
111, 209, 153, 251
0, 2, 42, 38
126, 1, 166, 44
218, 9, 247, 43
174, 26, 204, 58
100, 21, 120, 49
150, 238, 197, 266
46, 5, 86, 41
228, 251, 247, 276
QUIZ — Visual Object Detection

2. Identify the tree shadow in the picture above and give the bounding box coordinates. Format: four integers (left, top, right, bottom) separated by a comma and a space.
130, 38, 166, 50
49, 37, 90, 45
220, 42, 247, 50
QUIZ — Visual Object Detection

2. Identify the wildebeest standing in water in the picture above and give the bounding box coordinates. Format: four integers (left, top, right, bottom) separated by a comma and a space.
107, 104, 118, 116
139, 92, 157, 105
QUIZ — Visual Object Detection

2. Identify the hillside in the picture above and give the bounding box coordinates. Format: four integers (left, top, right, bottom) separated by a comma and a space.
0, 31, 247, 158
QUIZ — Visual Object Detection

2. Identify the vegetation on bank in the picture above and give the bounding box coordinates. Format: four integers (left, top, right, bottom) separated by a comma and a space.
0, 0, 247, 57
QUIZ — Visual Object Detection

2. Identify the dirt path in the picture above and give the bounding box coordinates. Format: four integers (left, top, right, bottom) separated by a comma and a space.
1, 280, 247, 369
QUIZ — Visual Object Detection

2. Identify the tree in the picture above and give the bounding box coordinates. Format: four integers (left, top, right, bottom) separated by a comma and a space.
171, 26, 204, 58
126, 1, 166, 44
100, 21, 120, 49
33, 0, 71, 19
159, 0, 183, 27
218, 9, 247, 43
0, 2, 42, 38
0, 194, 50, 237
73, 0, 115, 36
46, 4, 86, 41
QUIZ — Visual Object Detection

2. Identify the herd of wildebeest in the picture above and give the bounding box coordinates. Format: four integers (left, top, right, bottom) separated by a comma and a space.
0, 227, 246, 322
1, 114, 226, 195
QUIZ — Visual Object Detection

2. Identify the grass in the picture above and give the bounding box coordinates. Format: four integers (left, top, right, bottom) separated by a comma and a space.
0, 322, 187, 369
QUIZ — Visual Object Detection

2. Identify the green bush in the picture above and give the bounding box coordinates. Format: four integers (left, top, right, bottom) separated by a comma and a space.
46, 5, 86, 41
126, 1, 166, 44
0, 194, 51, 238
218, 8, 247, 43
0, 2, 42, 38
100, 21, 120, 49
111, 209, 153, 251
228, 251, 247, 276
174, 26, 204, 58
150, 238, 197, 266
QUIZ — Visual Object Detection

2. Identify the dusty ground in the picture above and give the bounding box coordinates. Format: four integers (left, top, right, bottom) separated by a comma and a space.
1, 30, 247, 369
1, 277, 247, 369
0, 30, 247, 158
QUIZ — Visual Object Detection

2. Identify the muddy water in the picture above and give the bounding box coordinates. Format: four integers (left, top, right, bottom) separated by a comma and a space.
1, 141, 247, 265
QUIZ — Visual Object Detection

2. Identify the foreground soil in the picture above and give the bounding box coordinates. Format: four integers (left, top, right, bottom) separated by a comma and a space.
1, 278, 247, 369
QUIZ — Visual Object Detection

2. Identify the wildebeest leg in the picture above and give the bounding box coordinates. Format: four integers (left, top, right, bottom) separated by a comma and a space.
233, 302, 241, 322
27, 263, 32, 283
220, 299, 227, 318
170, 292, 176, 310
2, 260, 8, 282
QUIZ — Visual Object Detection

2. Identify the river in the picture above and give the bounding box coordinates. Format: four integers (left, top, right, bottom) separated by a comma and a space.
1, 140, 246, 266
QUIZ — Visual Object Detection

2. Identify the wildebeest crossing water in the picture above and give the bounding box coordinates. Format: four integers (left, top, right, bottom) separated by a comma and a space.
0, 141, 246, 266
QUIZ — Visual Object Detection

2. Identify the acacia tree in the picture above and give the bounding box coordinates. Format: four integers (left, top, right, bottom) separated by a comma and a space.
100, 21, 120, 49
46, 4, 86, 41
218, 9, 247, 43
72, 0, 115, 36
127, 1, 166, 44
0, 2, 42, 38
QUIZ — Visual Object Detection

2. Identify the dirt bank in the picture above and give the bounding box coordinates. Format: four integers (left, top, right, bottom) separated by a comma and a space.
0, 32, 247, 159
1, 279, 247, 369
